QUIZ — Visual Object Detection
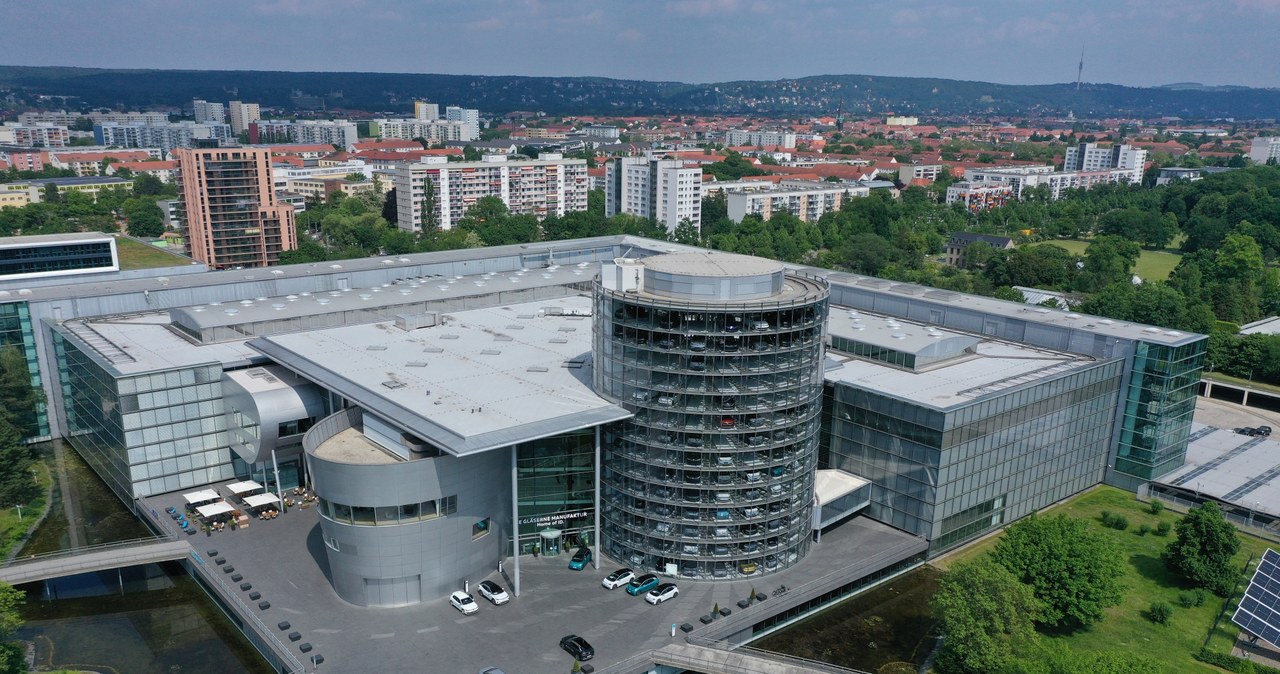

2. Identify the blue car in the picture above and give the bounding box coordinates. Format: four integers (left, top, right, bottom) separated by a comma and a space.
568, 547, 591, 570
626, 573, 660, 596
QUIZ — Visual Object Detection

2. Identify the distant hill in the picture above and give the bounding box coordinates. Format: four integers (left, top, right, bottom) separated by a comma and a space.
2, 66, 1278, 119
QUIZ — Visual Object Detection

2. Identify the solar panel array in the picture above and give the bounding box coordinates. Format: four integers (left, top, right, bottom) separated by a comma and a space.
1233, 548, 1280, 647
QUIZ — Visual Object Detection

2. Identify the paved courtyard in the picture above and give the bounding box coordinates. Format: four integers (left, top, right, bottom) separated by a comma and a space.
141, 488, 920, 674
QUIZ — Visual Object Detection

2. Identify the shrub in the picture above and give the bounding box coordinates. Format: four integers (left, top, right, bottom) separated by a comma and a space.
1148, 601, 1173, 625
1137, 523, 1152, 536
1177, 589, 1207, 608
1109, 515, 1129, 531
1156, 521, 1172, 536
1193, 647, 1280, 674
1149, 500, 1164, 515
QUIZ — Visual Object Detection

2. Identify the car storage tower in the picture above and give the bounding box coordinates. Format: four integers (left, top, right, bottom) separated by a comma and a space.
593, 251, 829, 580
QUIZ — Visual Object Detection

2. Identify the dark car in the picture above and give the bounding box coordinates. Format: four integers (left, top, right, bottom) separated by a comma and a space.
559, 634, 594, 661
1259, 426, 1273, 436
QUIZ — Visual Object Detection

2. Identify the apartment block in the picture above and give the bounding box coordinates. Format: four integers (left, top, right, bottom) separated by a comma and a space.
228, 101, 262, 135
174, 146, 297, 269
724, 129, 797, 148
945, 181, 1016, 213
581, 125, 622, 139
94, 122, 234, 152
724, 182, 866, 223
0, 123, 70, 148
1250, 137, 1280, 164
373, 119, 473, 143
249, 120, 357, 148
1062, 143, 1147, 184
965, 165, 1139, 200
19, 110, 170, 127
192, 99, 227, 124
393, 155, 588, 232
605, 154, 702, 233
445, 106, 481, 140
413, 101, 440, 121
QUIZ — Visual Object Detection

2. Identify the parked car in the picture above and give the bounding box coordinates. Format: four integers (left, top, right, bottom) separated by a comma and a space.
568, 547, 592, 570
645, 583, 680, 605
602, 568, 635, 590
477, 580, 509, 605
689, 338, 708, 352
626, 573, 660, 596
479, 668, 507, 674
738, 561, 759, 575
559, 634, 594, 661
450, 591, 478, 615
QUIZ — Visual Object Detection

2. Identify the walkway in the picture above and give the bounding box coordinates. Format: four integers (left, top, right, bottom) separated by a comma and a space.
0, 537, 189, 585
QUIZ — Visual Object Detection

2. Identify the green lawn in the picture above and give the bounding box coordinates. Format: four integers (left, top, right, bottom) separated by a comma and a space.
1204, 371, 1280, 395
1031, 239, 1183, 281
115, 235, 194, 270
0, 460, 52, 559
934, 486, 1274, 674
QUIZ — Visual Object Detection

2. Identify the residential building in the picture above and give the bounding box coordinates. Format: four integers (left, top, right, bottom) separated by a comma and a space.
445, 106, 481, 140
413, 101, 440, 121
174, 146, 297, 269
20, 110, 169, 127
94, 122, 234, 152
393, 155, 588, 232
724, 182, 866, 223
372, 119, 473, 143
11, 237, 1204, 612
1154, 166, 1236, 186
228, 101, 262, 135
0, 184, 31, 209
944, 232, 1015, 266
884, 116, 920, 126
581, 125, 621, 140
1249, 137, 1280, 164
0, 123, 70, 148
18, 176, 132, 203
249, 120, 358, 148
605, 153, 702, 233
945, 181, 1016, 213
1062, 143, 1147, 184
0, 232, 118, 281
270, 162, 372, 192
283, 177, 377, 200
107, 160, 179, 183
192, 99, 227, 124
964, 165, 1136, 200
725, 129, 797, 149
897, 163, 943, 185
50, 150, 153, 176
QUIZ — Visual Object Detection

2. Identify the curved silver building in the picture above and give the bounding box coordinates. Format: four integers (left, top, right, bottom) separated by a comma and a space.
594, 252, 829, 579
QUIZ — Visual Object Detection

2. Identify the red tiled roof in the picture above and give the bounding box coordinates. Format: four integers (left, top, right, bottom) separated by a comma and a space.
351, 139, 422, 151
112, 160, 177, 171
53, 150, 151, 163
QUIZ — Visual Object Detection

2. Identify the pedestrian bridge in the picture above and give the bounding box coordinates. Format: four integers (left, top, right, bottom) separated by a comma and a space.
0, 537, 191, 585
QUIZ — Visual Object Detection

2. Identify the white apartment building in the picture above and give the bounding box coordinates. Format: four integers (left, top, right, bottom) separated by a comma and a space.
1062, 143, 1147, 184
192, 99, 226, 124
19, 110, 171, 127
270, 162, 373, 192
393, 154, 588, 232
228, 101, 261, 135
374, 119, 473, 143
885, 116, 920, 126
249, 120, 358, 148
445, 106, 481, 141
94, 122, 233, 152
605, 154, 703, 233
724, 129, 797, 148
582, 125, 622, 140
413, 101, 440, 121
964, 165, 1138, 200
723, 182, 868, 223
1249, 137, 1280, 164
0, 123, 70, 148
945, 181, 1016, 212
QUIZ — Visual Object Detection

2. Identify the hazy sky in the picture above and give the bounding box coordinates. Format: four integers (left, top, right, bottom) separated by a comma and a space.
3, 0, 1278, 88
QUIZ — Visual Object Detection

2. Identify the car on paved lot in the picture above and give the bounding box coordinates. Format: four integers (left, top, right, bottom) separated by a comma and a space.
738, 561, 759, 575
477, 580, 509, 605
568, 547, 592, 570
645, 583, 680, 605
626, 573, 661, 596
602, 568, 635, 590
479, 668, 506, 674
450, 590, 478, 615
560, 634, 595, 661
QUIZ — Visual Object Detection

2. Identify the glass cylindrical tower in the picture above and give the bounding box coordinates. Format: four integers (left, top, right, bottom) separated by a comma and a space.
593, 251, 829, 580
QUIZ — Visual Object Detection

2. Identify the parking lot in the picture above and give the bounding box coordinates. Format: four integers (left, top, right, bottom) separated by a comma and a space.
142, 487, 919, 673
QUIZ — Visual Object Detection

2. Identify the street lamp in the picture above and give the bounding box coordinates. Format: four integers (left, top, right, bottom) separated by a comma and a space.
11, 505, 22, 520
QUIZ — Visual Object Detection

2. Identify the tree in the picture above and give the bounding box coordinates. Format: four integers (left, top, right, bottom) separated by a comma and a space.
933, 558, 1041, 674
0, 420, 37, 507
990, 513, 1126, 629
42, 182, 60, 204
1163, 501, 1241, 595
121, 197, 166, 238
0, 347, 41, 437
0, 581, 23, 674
1076, 235, 1140, 291
672, 219, 701, 246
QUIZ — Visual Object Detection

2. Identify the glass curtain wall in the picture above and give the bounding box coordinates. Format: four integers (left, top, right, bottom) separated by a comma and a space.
1116, 339, 1206, 480
0, 301, 48, 440
514, 429, 596, 554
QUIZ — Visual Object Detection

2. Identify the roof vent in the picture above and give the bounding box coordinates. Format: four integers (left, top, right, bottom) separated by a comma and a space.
1166, 331, 1184, 337
891, 332, 907, 339
381, 380, 406, 389
406, 361, 428, 368
480, 349, 501, 356
272, 303, 286, 311
366, 345, 388, 351
329, 264, 342, 269
1143, 327, 1161, 333
1098, 319, 1114, 325
1035, 308, 1052, 314
224, 308, 239, 315
527, 366, 549, 373
316, 298, 331, 305
1065, 313, 1081, 319
440, 334, 460, 340
423, 347, 444, 353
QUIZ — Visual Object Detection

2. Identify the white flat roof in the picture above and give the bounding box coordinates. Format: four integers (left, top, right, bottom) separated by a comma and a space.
183, 489, 220, 505
226, 480, 263, 495
59, 313, 263, 375
196, 502, 234, 518
814, 469, 870, 506
243, 493, 281, 508
252, 295, 632, 456
1157, 423, 1280, 519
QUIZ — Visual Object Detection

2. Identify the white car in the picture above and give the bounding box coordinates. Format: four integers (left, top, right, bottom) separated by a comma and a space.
450, 590, 478, 615
478, 580, 509, 605
645, 583, 679, 605
601, 568, 635, 590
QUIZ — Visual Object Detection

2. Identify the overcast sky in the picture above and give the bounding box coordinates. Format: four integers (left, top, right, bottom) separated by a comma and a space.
3, 0, 1278, 89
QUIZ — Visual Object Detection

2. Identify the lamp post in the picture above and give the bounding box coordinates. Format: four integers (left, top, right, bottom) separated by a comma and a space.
12, 505, 22, 521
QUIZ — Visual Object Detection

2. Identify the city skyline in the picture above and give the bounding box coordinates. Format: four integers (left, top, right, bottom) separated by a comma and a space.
2, 0, 1278, 90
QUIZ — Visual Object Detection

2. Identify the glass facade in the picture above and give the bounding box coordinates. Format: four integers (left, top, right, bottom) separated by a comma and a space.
594, 275, 829, 580
54, 329, 234, 500
828, 359, 1123, 553
0, 241, 114, 278
514, 429, 596, 554
1115, 339, 1205, 480
0, 301, 48, 440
